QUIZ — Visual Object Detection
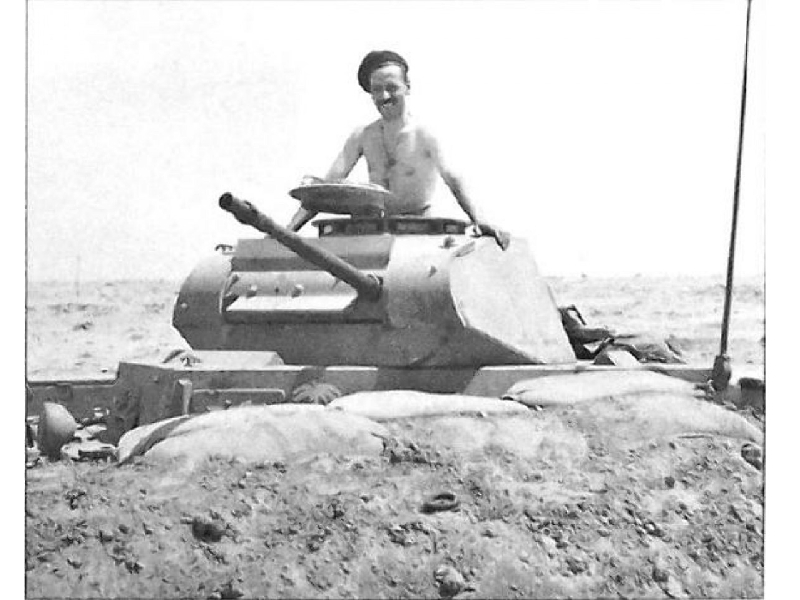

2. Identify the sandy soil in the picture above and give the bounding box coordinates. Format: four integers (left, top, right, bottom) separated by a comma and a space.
25, 275, 765, 381
25, 276, 765, 598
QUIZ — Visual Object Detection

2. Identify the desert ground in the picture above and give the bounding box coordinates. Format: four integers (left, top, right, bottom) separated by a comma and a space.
26, 275, 765, 381
25, 275, 765, 599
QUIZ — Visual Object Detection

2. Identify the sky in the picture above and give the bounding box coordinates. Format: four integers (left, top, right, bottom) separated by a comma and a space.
26, 0, 764, 282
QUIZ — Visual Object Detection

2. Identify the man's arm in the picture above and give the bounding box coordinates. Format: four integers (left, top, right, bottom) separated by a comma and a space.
325, 127, 364, 180
287, 128, 364, 231
286, 206, 317, 232
425, 129, 510, 250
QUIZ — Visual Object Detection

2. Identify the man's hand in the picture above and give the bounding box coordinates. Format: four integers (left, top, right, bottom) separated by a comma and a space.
300, 174, 326, 186
473, 222, 511, 251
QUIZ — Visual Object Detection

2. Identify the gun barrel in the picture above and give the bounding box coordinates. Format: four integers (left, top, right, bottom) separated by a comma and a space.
219, 193, 382, 301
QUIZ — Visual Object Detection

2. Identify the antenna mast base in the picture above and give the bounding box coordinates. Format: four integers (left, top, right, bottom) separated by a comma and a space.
710, 354, 732, 393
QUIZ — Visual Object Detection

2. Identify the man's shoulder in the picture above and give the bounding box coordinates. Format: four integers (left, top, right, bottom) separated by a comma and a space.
343, 120, 379, 145
407, 119, 440, 143
361, 119, 383, 135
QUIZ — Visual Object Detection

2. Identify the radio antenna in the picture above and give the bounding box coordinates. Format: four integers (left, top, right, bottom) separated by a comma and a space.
711, 0, 754, 392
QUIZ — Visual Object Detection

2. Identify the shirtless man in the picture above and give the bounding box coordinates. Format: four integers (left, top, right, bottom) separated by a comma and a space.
287, 50, 509, 249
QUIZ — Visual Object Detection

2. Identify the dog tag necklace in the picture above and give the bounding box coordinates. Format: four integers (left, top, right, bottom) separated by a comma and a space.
380, 121, 401, 189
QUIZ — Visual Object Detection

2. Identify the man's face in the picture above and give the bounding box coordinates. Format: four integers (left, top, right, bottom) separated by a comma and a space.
369, 64, 409, 120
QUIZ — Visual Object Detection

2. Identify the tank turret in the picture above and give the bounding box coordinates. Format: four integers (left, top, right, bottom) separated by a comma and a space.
173, 191, 575, 367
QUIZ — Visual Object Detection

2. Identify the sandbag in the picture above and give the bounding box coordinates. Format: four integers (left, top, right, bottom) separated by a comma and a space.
580, 393, 763, 445
117, 405, 388, 467
117, 414, 195, 464
329, 390, 529, 420
396, 414, 589, 463
502, 371, 697, 406
380, 394, 760, 467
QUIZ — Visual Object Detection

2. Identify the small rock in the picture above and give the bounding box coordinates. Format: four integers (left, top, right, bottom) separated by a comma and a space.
645, 521, 665, 537
741, 443, 763, 470
307, 538, 322, 552
64, 488, 87, 510
97, 528, 115, 543
565, 557, 587, 575
191, 516, 225, 542
118, 524, 130, 534
124, 559, 143, 574
664, 575, 686, 598
746, 522, 759, 533
216, 581, 244, 599
652, 564, 670, 583
434, 565, 465, 598
664, 476, 676, 489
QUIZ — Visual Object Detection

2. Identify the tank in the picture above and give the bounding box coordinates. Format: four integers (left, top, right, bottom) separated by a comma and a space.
26, 188, 740, 444
172, 192, 576, 367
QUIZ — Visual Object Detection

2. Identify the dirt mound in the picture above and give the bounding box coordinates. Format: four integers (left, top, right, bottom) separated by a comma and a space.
27, 404, 764, 599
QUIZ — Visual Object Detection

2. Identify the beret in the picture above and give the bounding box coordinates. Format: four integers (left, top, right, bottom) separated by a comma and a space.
357, 50, 409, 92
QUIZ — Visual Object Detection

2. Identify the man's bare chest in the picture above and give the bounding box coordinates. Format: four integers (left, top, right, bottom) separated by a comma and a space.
364, 128, 432, 170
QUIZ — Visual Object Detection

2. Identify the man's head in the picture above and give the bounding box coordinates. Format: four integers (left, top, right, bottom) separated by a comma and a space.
357, 50, 410, 121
